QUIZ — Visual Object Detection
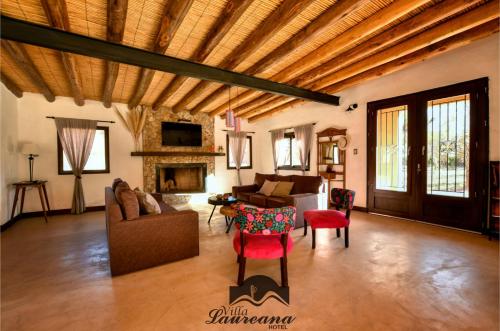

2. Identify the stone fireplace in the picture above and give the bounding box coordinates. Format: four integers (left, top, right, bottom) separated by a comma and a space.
155, 163, 207, 194
141, 108, 215, 204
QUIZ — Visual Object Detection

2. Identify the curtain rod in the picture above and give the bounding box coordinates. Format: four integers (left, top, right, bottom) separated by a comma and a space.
222, 129, 255, 134
46, 116, 115, 124
268, 122, 316, 132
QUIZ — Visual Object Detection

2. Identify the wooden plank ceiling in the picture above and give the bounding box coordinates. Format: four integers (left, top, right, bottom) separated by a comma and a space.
1, 0, 498, 121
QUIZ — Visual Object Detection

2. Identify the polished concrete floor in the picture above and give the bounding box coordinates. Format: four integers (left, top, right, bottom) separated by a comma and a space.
1, 206, 498, 331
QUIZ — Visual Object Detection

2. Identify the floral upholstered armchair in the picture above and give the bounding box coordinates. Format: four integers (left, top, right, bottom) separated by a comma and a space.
231, 203, 295, 286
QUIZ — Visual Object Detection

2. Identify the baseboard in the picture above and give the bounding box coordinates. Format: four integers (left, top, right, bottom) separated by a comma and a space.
1, 206, 105, 232
353, 206, 368, 212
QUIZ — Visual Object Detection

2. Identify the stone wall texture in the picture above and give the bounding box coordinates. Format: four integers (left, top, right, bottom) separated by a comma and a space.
142, 108, 215, 202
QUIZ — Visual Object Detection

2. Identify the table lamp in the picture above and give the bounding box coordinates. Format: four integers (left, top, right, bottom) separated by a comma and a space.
20, 143, 40, 182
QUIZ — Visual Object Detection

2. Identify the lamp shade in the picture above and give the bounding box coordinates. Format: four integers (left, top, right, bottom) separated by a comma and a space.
20, 143, 40, 155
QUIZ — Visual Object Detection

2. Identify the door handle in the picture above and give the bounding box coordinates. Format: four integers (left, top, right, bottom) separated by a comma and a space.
417, 163, 421, 174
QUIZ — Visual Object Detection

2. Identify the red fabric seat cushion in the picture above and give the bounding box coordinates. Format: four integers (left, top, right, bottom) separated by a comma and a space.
233, 231, 293, 259
304, 209, 349, 229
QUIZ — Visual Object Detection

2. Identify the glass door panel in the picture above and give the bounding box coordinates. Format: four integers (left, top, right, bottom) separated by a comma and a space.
426, 94, 470, 198
376, 105, 408, 192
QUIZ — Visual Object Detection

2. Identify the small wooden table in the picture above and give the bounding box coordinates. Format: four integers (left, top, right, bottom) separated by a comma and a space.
10, 181, 50, 223
207, 196, 238, 225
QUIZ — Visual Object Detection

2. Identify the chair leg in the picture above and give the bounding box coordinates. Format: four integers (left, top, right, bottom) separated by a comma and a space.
336, 228, 341, 238
345, 227, 349, 248
237, 256, 246, 285
303, 221, 308, 236
236, 255, 240, 263
312, 229, 316, 249
280, 257, 288, 287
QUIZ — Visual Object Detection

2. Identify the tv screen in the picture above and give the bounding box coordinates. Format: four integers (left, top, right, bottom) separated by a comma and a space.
161, 122, 202, 147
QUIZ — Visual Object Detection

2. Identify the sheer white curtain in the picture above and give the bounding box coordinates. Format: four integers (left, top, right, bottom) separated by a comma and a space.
55, 118, 97, 214
294, 124, 314, 175
270, 129, 285, 174
228, 131, 248, 185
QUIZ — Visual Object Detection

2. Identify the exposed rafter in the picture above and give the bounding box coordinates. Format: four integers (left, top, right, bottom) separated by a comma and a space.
41, 0, 84, 106
0, 71, 23, 97
248, 19, 500, 122
171, 0, 317, 113
208, 0, 429, 117
190, 0, 367, 115
151, 0, 254, 111
102, 0, 128, 108
127, 0, 194, 109
1, 40, 55, 102
242, 1, 499, 119
0, 16, 340, 106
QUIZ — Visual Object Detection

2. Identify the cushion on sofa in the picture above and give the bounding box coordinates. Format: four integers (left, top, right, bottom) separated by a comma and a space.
237, 191, 253, 202
114, 181, 131, 204
266, 196, 291, 208
290, 175, 322, 194
117, 188, 140, 220
249, 194, 268, 207
134, 188, 161, 215
258, 180, 279, 196
159, 202, 177, 213
254, 173, 276, 188
112, 178, 123, 191
271, 181, 294, 197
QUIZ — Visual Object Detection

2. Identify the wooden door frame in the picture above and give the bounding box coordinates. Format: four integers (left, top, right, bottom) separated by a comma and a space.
367, 77, 489, 231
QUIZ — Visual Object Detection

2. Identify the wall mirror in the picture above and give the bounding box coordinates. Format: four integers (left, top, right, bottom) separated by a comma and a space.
319, 141, 342, 165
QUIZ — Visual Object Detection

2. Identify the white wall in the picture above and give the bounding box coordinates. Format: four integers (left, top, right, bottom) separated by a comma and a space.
252, 34, 499, 208
0, 85, 19, 224
15, 95, 143, 212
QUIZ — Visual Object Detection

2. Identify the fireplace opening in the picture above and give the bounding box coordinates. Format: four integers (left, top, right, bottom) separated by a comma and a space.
155, 163, 207, 194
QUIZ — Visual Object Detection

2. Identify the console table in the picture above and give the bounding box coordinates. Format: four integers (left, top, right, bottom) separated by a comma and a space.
10, 181, 50, 223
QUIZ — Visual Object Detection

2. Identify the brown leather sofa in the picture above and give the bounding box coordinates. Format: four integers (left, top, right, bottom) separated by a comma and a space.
105, 186, 199, 276
232, 173, 323, 228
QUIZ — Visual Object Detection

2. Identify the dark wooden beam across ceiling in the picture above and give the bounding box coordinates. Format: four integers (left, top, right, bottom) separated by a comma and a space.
0, 16, 340, 107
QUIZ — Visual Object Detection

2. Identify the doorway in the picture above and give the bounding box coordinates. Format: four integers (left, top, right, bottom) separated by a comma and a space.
367, 78, 489, 232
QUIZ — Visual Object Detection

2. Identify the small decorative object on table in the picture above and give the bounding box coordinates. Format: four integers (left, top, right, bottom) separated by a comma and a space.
20, 143, 40, 182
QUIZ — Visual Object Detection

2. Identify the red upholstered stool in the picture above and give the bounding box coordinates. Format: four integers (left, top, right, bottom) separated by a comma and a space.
303, 188, 355, 249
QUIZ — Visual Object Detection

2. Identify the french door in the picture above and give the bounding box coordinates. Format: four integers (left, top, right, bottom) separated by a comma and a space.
367, 78, 489, 232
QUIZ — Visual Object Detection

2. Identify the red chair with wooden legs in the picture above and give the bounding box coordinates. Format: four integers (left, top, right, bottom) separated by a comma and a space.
231, 204, 295, 286
303, 188, 355, 249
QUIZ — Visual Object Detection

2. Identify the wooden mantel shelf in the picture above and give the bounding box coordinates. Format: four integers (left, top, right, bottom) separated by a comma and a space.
131, 151, 225, 157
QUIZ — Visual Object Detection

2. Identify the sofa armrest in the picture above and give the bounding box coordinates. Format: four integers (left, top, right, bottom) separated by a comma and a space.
289, 193, 319, 228
232, 184, 259, 197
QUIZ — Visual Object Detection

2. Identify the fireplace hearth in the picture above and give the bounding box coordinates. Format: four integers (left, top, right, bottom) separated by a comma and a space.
155, 163, 207, 194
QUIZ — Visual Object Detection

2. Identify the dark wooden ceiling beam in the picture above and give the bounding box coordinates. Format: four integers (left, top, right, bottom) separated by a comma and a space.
248, 20, 500, 122
127, 0, 194, 109
102, 0, 128, 108
0, 71, 23, 98
171, 0, 316, 113
190, 0, 367, 114
151, 0, 254, 110
0, 16, 340, 106
1, 40, 55, 102
41, 0, 84, 106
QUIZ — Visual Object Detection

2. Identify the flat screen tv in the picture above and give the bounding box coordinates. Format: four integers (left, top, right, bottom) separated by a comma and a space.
161, 122, 202, 147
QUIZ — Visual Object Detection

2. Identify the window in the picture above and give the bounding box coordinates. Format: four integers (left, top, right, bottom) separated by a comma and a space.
226, 135, 252, 169
277, 133, 310, 170
57, 126, 110, 174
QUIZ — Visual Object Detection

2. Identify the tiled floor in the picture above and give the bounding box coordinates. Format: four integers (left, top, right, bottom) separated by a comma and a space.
1, 205, 498, 330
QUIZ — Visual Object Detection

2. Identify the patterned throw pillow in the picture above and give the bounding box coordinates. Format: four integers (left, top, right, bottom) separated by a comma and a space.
134, 188, 161, 215
257, 180, 279, 196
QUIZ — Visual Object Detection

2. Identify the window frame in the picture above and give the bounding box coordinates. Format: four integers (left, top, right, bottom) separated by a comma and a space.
277, 132, 310, 171
226, 135, 253, 170
57, 126, 110, 175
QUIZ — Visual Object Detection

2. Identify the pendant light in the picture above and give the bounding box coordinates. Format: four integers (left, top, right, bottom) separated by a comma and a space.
225, 86, 235, 128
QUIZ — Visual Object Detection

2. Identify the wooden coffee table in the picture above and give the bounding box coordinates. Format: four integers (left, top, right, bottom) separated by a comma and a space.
207, 196, 238, 225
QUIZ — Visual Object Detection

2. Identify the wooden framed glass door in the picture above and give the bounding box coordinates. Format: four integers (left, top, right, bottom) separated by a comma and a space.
367, 78, 489, 231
